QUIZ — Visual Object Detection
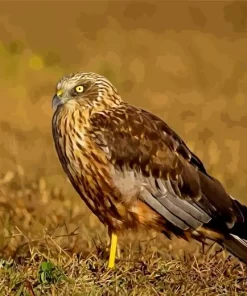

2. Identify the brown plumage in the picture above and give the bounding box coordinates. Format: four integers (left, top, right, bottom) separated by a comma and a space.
52, 71, 247, 265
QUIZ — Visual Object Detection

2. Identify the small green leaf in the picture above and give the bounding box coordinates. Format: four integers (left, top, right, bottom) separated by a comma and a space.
41, 272, 46, 283
41, 261, 49, 271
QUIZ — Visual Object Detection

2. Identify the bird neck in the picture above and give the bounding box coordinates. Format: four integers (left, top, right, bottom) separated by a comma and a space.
77, 93, 123, 114
56, 93, 123, 127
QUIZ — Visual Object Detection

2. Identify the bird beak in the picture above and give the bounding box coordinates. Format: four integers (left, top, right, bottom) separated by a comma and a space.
52, 95, 63, 110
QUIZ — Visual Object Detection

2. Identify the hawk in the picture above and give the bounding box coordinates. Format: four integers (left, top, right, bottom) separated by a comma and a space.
52, 71, 247, 268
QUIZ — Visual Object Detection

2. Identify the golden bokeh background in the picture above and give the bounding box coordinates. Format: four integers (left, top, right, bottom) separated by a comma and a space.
1, 1, 247, 257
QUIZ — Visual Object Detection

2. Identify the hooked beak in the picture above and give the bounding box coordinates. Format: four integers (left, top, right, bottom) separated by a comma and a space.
52, 88, 65, 111
52, 95, 63, 111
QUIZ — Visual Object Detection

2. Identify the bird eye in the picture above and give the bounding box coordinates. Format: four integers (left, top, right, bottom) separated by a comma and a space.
75, 85, 84, 93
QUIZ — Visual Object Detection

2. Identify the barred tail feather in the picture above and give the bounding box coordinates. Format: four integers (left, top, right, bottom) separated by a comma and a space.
230, 197, 247, 239
222, 234, 247, 264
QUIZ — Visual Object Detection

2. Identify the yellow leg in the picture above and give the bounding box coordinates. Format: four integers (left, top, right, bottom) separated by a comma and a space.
108, 232, 118, 268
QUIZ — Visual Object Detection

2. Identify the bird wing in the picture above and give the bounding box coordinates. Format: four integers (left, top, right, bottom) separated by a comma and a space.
89, 103, 238, 233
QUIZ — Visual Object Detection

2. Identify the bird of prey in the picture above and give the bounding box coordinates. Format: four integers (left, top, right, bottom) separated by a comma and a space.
52, 71, 247, 268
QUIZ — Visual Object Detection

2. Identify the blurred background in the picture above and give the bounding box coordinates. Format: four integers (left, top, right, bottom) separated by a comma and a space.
0, 1, 247, 258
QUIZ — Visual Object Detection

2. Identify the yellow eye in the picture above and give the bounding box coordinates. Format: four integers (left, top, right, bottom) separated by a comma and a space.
75, 85, 84, 93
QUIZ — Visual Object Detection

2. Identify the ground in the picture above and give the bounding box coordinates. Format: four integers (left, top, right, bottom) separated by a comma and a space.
0, 173, 246, 295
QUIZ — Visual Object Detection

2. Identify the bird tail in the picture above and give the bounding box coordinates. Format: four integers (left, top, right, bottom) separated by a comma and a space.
198, 196, 247, 264
222, 234, 247, 264
230, 197, 247, 239
222, 197, 247, 264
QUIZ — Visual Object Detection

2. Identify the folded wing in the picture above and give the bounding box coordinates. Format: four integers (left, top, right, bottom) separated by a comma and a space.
89, 103, 244, 237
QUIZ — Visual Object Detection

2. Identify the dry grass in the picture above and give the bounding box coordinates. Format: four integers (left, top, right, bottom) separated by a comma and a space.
1, 1, 247, 295
0, 172, 247, 296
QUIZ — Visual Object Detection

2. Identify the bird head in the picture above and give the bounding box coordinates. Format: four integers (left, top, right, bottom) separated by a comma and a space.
52, 72, 122, 111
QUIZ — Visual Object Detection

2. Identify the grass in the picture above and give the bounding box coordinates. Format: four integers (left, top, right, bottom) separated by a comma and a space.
1, 250, 247, 296
0, 171, 247, 295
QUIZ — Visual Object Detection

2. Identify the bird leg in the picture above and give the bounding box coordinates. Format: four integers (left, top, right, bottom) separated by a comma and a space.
107, 230, 118, 268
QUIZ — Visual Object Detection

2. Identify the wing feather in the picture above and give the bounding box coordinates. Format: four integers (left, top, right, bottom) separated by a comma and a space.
141, 188, 189, 230
89, 103, 238, 232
